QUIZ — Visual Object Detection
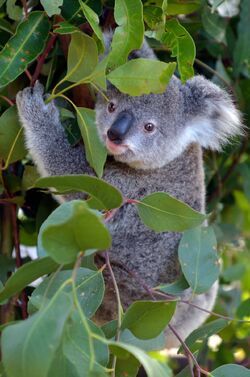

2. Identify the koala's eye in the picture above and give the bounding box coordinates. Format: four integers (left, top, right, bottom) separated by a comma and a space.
144, 123, 155, 132
108, 102, 116, 113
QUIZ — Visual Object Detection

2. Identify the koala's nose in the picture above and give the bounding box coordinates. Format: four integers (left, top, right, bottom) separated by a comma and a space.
107, 112, 134, 144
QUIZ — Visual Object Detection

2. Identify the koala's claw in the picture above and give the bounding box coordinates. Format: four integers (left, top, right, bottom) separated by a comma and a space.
16, 82, 58, 126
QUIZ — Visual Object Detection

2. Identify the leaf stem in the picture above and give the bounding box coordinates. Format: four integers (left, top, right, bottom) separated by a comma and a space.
104, 251, 123, 377
71, 252, 96, 371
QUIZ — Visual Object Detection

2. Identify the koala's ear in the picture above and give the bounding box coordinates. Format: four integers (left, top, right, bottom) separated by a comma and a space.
181, 76, 243, 150
102, 30, 156, 60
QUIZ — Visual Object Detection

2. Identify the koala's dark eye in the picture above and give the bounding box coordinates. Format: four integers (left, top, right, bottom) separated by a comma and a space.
108, 102, 116, 113
144, 123, 155, 132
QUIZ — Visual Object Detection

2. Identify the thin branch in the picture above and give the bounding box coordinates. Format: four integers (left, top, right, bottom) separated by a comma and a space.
21, 0, 28, 18
25, 69, 32, 82
0, 95, 14, 106
207, 137, 248, 203
31, 34, 57, 86
104, 251, 123, 377
169, 324, 209, 376
194, 58, 232, 90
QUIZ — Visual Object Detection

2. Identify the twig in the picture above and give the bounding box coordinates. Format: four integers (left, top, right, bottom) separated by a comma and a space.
207, 137, 248, 203
10, 204, 28, 319
31, 34, 58, 86
104, 251, 123, 377
21, 0, 28, 18
169, 324, 210, 376
195, 58, 232, 90
25, 69, 32, 82
0, 95, 14, 107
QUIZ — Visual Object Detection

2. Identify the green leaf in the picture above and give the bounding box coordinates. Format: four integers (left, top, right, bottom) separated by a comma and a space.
143, 6, 164, 30
159, 18, 195, 82
41, 0, 63, 16
137, 192, 206, 232
163, 0, 201, 15
109, 341, 172, 377
0, 257, 59, 304
120, 329, 165, 351
222, 263, 246, 282
6, 0, 22, 21
29, 268, 104, 317
0, 106, 26, 166
108, 0, 144, 69
66, 32, 98, 83
236, 298, 250, 318
34, 175, 123, 210
0, 11, 50, 87
1, 289, 73, 377
211, 364, 250, 377
62, 312, 109, 374
79, 1, 104, 51
121, 301, 176, 339
201, 6, 227, 43
108, 58, 176, 96
54, 21, 80, 34
179, 319, 228, 354
157, 274, 189, 295
38, 200, 111, 264
76, 107, 107, 177
233, 0, 250, 77
178, 226, 219, 294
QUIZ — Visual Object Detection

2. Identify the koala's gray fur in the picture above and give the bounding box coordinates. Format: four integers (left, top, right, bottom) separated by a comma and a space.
16, 36, 242, 348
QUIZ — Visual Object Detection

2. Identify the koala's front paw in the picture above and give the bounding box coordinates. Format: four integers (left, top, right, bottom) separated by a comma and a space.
16, 81, 58, 128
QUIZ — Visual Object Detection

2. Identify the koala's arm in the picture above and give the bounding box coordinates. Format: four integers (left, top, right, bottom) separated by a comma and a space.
16, 82, 93, 178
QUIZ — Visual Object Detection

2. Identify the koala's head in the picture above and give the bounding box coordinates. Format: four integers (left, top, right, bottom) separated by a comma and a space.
95, 36, 242, 170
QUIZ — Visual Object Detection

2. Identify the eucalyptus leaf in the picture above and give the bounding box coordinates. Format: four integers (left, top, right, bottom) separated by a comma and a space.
0, 257, 59, 304
178, 319, 228, 354
41, 0, 63, 17
211, 364, 250, 377
108, 58, 176, 96
76, 107, 107, 178
233, 0, 250, 77
108, 0, 144, 69
109, 341, 172, 377
163, 0, 201, 15
157, 274, 189, 295
0, 106, 26, 166
29, 268, 104, 317
6, 0, 22, 21
66, 32, 98, 83
1, 289, 73, 377
79, 1, 104, 51
63, 312, 109, 374
137, 192, 206, 232
121, 300, 176, 339
0, 11, 50, 87
54, 21, 80, 34
34, 175, 123, 210
159, 19, 195, 82
201, 6, 227, 43
38, 200, 111, 264
178, 226, 219, 293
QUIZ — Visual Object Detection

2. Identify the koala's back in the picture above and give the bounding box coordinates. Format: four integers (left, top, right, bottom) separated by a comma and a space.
97, 143, 205, 320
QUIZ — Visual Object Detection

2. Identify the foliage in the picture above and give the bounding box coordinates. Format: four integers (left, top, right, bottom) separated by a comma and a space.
0, 0, 249, 377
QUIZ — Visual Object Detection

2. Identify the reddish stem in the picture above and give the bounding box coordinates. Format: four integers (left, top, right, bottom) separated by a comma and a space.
10, 204, 28, 319
31, 34, 58, 86
25, 69, 32, 82
21, 0, 28, 18
0, 95, 14, 107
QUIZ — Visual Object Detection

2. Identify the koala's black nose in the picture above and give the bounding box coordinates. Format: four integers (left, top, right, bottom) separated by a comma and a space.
107, 112, 134, 144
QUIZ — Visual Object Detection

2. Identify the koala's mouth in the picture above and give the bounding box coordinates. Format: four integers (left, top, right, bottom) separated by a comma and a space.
106, 139, 128, 155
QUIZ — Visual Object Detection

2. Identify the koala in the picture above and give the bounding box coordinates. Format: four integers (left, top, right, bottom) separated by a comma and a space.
16, 37, 242, 349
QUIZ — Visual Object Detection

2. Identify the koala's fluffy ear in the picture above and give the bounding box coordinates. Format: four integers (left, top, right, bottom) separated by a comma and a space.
181, 76, 243, 150
103, 30, 156, 60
